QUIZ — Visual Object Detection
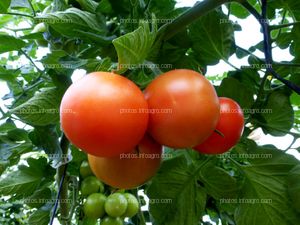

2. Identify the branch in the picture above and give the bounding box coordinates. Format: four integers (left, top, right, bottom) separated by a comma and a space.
3, 12, 34, 18
50, 134, 70, 225
269, 21, 300, 30
269, 68, 300, 94
20, 49, 42, 73
157, 0, 233, 41
28, 0, 36, 17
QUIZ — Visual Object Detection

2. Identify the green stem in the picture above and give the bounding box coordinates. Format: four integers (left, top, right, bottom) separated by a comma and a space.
57, 134, 70, 225
157, 0, 233, 41
3, 12, 34, 18
28, 0, 36, 16
270, 21, 300, 30
20, 49, 42, 73
135, 188, 146, 225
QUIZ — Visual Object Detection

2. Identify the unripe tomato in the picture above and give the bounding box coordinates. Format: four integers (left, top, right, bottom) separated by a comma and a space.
83, 193, 106, 219
88, 134, 162, 189
60, 72, 149, 157
81, 176, 104, 196
194, 97, 244, 154
144, 69, 220, 148
100, 217, 123, 225
122, 193, 139, 218
105, 193, 128, 217
80, 160, 93, 178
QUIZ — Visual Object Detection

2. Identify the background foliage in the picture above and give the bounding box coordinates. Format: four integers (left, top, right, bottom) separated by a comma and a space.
0, 0, 300, 224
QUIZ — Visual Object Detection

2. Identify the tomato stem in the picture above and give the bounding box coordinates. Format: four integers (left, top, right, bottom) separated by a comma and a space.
157, 0, 233, 41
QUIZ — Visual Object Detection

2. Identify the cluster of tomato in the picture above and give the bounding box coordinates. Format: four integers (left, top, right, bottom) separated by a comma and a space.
60, 69, 244, 189
80, 161, 139, 224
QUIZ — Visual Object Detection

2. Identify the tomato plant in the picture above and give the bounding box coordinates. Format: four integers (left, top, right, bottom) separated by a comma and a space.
144, 69, 220, 148
1, 0, 300, 225
60, 72, 149, 157
88, 134, 162, 189
194, 97, 244, 154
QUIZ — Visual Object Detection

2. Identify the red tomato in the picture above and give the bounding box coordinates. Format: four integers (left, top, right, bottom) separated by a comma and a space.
60, 72, 148, 157
88, 134, 162, 189
144, 69, 220, 148
194, 97, 244, 154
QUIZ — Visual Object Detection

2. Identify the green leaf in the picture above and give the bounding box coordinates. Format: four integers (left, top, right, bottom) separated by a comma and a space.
189, 10, 235, 65
217, 77, 255, 109
35, 8, 107, 38
96, 0, 113, 14
75, 0, 98, 13
113, 21, 156, 73
229, 2, 250, 19
28, 209, 50, 225
10, 87, 64, 126
234, 147, 300, 225
287, 165, 300, 213
0, 34, 26, 54
29, 126, 64, 168
0, 66, 19, 83
199, 160, 238, 200
0, 157, 48, 199
25, 188, 52, 208
259, 90, 294, 136
147, 155, 207, 225
0, 0, 11, 13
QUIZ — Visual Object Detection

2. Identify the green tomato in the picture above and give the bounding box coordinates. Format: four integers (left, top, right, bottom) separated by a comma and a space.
83, 193, 106, 219
80, 160, 93, 178
105, 193, 128, 217
122, 193, 139, 218
81, 176, 104, 196
100, 217, 123, 225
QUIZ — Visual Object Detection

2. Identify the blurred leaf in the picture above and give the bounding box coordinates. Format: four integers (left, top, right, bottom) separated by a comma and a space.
25, 188, 52, 208
29, 126, 64, 168
75, 0, 98, 13
0, 34, 26, 54
235, 147, 300, 225
35, 8, 107, 38
287, 165, 300, 213
10, 87, 64, 126
189, 10, 235, 65
96, 0, 113, 14
217, 77, 255, 109
28, 209, 50, 225
147, 154, 207, 225
0, 0, 11, 13
259, 90, 294, 136
0, 157, 49, 199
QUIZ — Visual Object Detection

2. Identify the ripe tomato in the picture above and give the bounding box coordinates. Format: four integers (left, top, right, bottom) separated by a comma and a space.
83, 193, 106, 219
122, 193, 139, 218
194, 97, 244, 154
81, 176, 104, 196
60, 72, 149, 157
144, 69, 220, 148
88, 134, 162, 189
105, 193, 128, 217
